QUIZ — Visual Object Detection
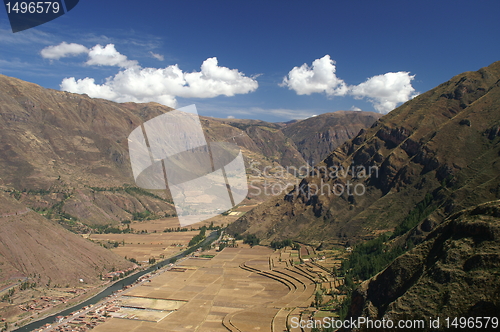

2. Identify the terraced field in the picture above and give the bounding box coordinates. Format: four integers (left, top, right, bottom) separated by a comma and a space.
90, 245, 339, 332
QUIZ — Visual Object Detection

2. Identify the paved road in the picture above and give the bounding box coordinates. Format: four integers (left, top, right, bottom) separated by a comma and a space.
0, 278, 28, 294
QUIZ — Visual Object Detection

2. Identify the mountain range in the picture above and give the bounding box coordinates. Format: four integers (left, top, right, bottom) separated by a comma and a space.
227, 60, 500, 328
0, 73, 379, 226
227, 61, 500, 246
1, 60, 499, 328
0, 73, 379, 289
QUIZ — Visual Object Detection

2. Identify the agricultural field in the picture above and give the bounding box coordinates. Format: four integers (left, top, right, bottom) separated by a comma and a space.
89, 244, 346, 332
86, 204, 258, 263
91, 246, 291, 332
88, 231, 198, 263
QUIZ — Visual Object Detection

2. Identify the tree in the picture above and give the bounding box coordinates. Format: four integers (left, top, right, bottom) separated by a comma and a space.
243, 234, 260, 247
314, 290, 323, 308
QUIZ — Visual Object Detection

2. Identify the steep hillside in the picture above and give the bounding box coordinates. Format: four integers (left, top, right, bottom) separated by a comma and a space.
0, 73, 378, 227
204, 117, 307, 171
346, 200, 500, 331
282, 111, 382, 165
227, 61, 500, 245
0, 192, 133, 287
0, 75, 305, 226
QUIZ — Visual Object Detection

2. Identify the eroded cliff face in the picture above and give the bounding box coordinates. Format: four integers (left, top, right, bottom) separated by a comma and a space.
282, 111, 382, 165
227, 61, 500, 245
346, 200, 500, 331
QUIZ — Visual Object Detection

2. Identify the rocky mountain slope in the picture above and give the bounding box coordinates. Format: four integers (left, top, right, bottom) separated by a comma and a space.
0, 74, 376, 226
346, 200, 500, 331
227, 61, 500, 245
0, 192, 133, 287
282, 111, 382, 165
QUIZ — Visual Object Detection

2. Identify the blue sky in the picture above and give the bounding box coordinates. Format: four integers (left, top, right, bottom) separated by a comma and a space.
1, 0, 499, 122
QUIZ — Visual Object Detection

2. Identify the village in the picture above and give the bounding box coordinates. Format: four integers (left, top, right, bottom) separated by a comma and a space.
31, 233, 223, 332
33, 258, 189, 332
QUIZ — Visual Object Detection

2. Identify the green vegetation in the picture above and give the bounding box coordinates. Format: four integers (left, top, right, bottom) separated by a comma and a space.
92, 224, 132, 234
188, 226, 207, 247
1, 288, 15, 303
19, 280, 37, 290
313, 290, 324, 309
200, 254, 215, 258
7, 188, 69, 200
163, 227, 190, 232
337, 235, 406, 319
391, 193, 436, 238
341, 234, 404, 281
338, 194, 437, 319
270, 239, 300, 250
243, 234, 260, 247
131, 210, 151, 221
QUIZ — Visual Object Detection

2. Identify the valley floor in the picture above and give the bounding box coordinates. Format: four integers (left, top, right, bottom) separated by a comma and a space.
40, 244, 346, 332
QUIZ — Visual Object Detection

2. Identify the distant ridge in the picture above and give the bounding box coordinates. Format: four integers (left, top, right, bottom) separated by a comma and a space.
282, 111, 382, 165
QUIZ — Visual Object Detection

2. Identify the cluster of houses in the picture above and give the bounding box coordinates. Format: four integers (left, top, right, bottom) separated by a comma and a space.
18, 295, 71, 313
39, 272, 157, 331
26, 255, 183, 331
102, 267, 136, 280
34, 302, 120, 332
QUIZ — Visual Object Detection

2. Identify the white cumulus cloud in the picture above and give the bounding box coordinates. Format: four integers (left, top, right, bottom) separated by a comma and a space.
40, 42, 89, 60
350, 72, 417, 113
85, 44, 138, 68
280, 55, 348, 96
281, 55, 418, 114
181, 57, 259, 98
61, 77, 118, 100
40, 42, 137, 69
60, 56, 258, 108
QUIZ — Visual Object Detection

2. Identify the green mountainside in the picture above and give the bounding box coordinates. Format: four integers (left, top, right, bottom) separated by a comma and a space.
346, 200, 500, 331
